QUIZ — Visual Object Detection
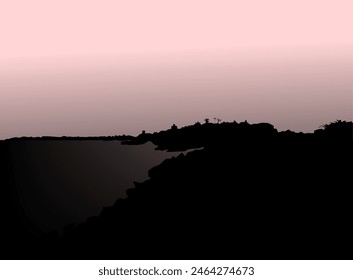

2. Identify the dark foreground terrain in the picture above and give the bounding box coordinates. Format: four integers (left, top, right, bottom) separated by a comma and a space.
1, 120, 352, 259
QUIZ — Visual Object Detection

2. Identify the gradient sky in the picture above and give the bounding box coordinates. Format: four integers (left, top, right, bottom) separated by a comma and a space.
0, 0, 352, 139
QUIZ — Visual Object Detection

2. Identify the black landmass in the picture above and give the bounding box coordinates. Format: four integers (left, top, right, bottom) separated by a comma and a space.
0, 120, 352, 260
6, 134, 135, 142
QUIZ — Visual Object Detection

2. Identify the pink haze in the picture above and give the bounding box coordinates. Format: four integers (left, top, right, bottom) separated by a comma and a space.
0, 0, 352, 139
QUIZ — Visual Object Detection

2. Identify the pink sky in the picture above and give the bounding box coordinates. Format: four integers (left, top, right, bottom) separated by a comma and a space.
0, 0, 352, 139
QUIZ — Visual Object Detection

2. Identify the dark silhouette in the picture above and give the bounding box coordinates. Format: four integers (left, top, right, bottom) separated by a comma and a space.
5, 134, 135, 142
0, 120, 352, 260
213, 117, 222, 124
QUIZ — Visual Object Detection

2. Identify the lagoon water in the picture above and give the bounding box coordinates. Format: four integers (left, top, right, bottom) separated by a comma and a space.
9, 140, 180, 234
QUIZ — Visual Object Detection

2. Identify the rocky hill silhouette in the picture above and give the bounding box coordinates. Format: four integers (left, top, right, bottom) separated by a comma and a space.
0, 120, 352, 259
